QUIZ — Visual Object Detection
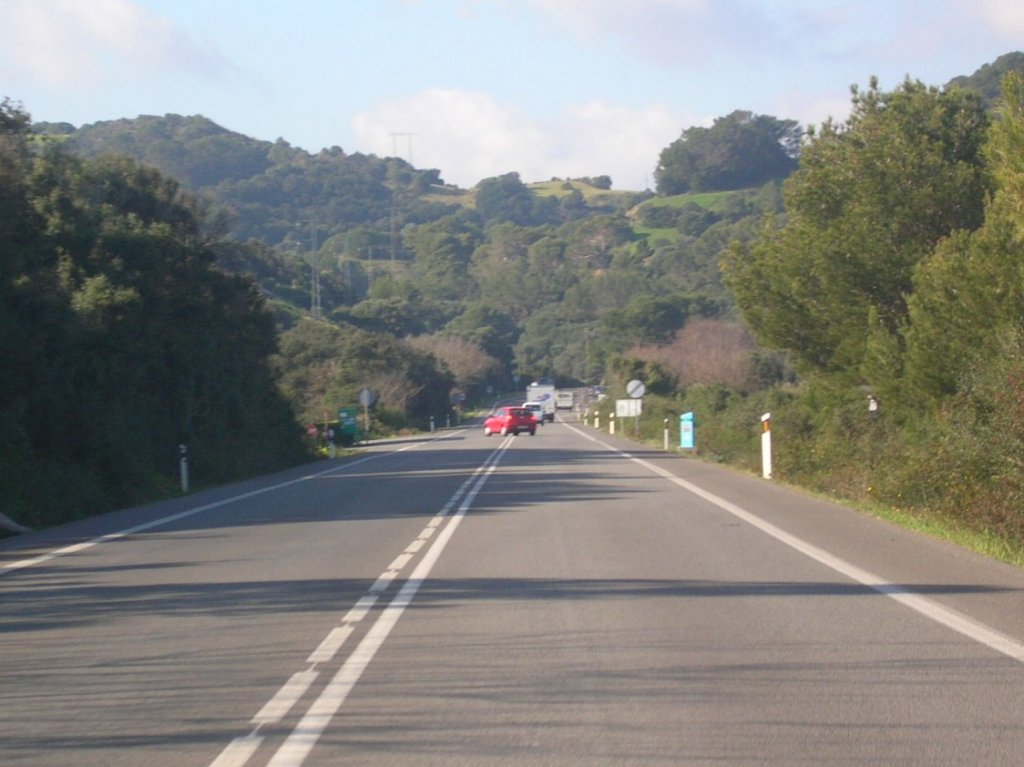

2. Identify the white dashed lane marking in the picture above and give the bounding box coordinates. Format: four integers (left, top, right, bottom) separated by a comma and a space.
209, 435, 515, 767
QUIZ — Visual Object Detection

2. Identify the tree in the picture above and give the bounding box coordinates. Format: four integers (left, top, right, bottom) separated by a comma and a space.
474, 172, 560, 226
1, 139, 307, 526
655, 110, 801, 194
404, 213, 482, 301
601, 294, 692, 345
276, 320, 454, 425
902, 72, 1024, 401
408, 334, 502, 395
724, 78, 991, 381
445, 302, 520, 362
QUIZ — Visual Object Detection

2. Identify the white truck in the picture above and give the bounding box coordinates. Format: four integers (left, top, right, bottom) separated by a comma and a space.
555, 390, 575, 410
525, 380, 556, 423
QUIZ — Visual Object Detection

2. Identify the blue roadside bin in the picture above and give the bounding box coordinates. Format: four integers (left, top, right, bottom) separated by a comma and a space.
680, 411, 695, 449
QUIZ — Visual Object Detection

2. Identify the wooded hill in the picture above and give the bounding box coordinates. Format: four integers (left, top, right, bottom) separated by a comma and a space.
31, 109, 787, 403
5, 52, 1024, 554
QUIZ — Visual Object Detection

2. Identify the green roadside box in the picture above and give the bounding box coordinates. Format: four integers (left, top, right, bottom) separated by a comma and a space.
337, 407, 361, 446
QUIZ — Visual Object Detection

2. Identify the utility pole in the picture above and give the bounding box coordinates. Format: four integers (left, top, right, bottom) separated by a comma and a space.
297, 221, 321, 319
388, 132, 414, 164
310, 222, 321, 318
386, 133, 414, 264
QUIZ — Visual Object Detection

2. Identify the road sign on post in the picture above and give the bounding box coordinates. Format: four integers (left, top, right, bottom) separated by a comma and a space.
358, 388, 377, 435
625, 379, 646, 435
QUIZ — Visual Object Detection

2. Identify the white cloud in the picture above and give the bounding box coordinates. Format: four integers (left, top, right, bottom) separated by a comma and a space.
973, 0, 1024, 38
772, 90, 853, 132
0, 0, 223, 87
352, 88, 545, 188
552, 100, 689, 190
352, 88, 688, 190
527, 0, 777, 66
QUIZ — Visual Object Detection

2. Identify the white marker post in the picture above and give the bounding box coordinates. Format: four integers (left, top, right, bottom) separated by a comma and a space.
760, 413, 772, 479
179, 444, 189, 493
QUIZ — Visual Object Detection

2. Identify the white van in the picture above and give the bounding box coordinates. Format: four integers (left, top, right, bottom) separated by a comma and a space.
522, 401, 545, 426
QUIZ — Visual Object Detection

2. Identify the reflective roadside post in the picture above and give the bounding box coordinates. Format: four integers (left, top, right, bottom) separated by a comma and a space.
761, 413, 772, 479
179, 444, 189, 493
663, 418, 669, 450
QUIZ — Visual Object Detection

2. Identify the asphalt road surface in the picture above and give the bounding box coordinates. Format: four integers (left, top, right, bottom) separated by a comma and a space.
2, 421, 1023, 766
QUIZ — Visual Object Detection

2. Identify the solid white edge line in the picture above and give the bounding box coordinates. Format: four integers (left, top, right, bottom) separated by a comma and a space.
567, 424, 1024, 664
1, 443, 428, 576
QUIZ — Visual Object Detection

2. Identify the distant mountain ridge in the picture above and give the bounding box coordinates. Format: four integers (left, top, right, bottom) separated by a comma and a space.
946, 51, 1024, 108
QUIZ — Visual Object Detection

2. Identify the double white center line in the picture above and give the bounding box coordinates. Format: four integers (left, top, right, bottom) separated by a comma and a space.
210, 437, 513, 767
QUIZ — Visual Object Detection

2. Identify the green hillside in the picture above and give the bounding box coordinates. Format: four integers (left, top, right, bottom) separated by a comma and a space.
8, 54, 1024, 562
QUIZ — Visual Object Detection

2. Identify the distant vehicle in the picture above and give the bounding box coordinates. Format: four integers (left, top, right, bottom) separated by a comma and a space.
483, 406, 536, 436
555, 390, 575, 410
522, 401, 545, 425
526, 380, 556, 422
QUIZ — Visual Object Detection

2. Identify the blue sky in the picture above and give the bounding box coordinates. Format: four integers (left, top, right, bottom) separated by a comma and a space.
1, 0, 1021, 190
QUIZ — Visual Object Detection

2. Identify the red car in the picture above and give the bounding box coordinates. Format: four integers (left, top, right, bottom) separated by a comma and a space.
483, 406, 537, 436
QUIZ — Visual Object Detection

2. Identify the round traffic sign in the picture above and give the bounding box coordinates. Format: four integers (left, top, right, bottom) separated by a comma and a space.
627, 379, 646, 398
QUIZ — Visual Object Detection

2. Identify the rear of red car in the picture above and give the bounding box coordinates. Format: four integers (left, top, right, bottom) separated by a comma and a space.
483, 406, 536, 436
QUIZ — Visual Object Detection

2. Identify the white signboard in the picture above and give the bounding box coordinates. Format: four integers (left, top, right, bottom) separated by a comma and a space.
616, 398, 642, 417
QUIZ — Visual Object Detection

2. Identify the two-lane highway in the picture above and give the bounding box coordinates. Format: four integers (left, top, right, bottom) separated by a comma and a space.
2, 422, 1022, 765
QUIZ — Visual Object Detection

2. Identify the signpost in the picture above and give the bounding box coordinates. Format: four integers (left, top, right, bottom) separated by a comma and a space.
625, 379, 646, 434
626, 379, 646, 398
358, 388, 377, 436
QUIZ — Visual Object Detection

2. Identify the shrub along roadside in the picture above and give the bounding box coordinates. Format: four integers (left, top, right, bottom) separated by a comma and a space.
594, 383, 1024, 568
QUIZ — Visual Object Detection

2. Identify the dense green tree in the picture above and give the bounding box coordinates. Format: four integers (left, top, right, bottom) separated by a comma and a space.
602, 294, 688, 345
902, 72, 1024, 402
445, 302, 520, 362
655, 110, 801, 195
275, 320, 454, 425
474, 172, 560, 226
1, 115, 307, 526
724, 78, 991, 380
404, 213, 482, 301
61, 114, 273, 188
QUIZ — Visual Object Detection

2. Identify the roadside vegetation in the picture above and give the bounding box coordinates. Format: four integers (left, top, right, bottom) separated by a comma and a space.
4, 52, 1024, 563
